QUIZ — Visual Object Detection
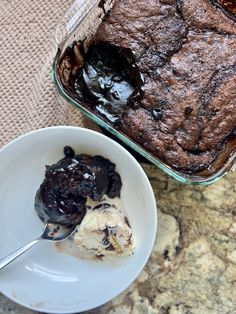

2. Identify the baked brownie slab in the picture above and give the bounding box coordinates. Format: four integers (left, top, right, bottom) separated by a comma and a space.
59, 0, 236, 174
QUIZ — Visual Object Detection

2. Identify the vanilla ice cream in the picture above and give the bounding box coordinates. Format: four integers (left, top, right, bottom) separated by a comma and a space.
73, 202, 134, 257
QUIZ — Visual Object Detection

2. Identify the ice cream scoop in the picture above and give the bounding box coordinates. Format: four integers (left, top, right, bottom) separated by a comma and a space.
73, 203, 134, 257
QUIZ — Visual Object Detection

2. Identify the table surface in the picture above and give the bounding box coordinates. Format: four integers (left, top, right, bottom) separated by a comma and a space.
1, 165, 235, 314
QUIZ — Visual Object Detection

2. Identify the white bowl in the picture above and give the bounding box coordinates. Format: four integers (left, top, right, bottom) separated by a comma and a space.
0, 126, 157, 313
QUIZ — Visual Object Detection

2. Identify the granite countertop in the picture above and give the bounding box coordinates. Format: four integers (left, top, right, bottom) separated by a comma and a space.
1, 166, 235, 314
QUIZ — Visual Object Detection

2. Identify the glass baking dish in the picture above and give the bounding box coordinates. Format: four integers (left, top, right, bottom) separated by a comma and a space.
52, 0, 236, 185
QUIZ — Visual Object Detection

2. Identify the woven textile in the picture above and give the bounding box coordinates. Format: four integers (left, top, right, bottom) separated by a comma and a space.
0, 0, 99, 148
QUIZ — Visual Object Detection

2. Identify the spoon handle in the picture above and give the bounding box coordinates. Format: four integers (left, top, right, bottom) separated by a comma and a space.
0, 238, 42, 271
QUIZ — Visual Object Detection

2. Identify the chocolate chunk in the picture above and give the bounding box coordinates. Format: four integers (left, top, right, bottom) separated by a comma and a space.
64, 146, 75, 158
152, 109, 163, 120
185, 107, 193, 115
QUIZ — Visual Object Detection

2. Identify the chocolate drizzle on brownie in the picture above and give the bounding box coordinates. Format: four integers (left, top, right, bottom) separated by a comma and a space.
58, 0, 236, 175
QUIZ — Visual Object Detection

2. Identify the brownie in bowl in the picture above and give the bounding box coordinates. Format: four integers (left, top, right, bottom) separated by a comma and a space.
35, 146, 122, 225
58, 0, 236, 176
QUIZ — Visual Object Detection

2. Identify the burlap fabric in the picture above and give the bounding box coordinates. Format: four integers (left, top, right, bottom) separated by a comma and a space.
0, 0, 99, 148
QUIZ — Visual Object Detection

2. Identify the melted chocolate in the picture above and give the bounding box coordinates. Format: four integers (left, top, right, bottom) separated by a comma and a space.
35, 147, 122, 225
60, 42, 143, 123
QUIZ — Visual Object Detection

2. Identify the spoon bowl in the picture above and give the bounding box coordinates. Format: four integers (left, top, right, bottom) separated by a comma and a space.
41, 223, 77, 241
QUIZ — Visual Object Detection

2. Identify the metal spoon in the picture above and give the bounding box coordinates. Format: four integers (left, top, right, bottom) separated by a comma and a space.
0, 223, 77, 271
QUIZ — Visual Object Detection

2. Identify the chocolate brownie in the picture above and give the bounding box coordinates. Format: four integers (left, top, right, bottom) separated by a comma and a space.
35, 147, 122, 225
58, 0, 236, 174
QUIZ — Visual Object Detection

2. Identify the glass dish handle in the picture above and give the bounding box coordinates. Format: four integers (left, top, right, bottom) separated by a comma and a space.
55, 0, 99, 47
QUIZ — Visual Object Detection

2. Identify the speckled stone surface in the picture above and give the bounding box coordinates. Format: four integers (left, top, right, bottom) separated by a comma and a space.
1, 166, 235, 314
